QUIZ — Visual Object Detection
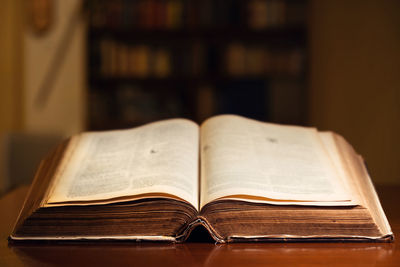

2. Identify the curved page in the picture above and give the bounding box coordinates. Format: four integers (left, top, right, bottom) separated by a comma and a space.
200, 115, 352, 208
46, 119, 199, 209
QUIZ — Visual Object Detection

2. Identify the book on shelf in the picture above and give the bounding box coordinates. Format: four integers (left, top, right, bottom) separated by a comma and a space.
89, 0, 302, 30
10, 115, 393, 243
89, 84, 185, 129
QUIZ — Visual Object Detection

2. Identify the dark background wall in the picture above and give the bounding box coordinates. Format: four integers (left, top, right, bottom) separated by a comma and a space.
308, 0, 400, 184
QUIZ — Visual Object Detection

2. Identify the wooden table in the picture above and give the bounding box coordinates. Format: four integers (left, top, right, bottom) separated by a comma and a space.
1, 185, 399, 266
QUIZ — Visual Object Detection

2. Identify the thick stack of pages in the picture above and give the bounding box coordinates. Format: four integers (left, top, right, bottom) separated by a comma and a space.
10, 115, 393, 242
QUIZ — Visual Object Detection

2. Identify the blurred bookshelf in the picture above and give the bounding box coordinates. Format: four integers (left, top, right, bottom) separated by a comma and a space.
87, 0, 308, 130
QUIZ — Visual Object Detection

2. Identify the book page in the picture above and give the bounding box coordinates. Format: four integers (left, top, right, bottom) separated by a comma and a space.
47, 119, 199, 209
200, 115, 352, 208
318, 132, 360, 204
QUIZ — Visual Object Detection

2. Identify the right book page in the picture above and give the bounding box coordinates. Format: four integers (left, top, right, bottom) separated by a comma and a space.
200, 115, 354, 209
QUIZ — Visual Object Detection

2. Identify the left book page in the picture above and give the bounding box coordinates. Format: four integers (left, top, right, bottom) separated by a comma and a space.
45, 119, 199, 209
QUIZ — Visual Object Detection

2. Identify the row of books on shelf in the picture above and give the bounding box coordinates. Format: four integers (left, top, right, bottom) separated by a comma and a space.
225, 43, 304, 77
89, 79, 303, 129
196, 79, 304, 123
93, 39, 305, 78
89, 0, 306, 30
89, 85, 186, 128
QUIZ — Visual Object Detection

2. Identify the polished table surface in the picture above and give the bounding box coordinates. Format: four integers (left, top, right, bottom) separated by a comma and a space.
1, 185, 399, 266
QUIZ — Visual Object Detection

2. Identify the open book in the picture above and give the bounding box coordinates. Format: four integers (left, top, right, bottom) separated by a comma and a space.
10, 115, 393, 242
